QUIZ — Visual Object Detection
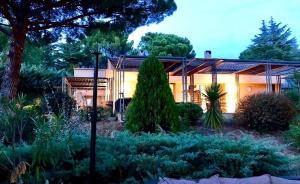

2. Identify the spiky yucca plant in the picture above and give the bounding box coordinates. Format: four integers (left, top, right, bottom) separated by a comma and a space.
202, 84, 226, 130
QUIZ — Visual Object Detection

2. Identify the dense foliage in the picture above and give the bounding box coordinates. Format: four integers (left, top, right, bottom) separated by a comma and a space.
0, 132, 295, 183
44, 92, 76, 119
0, 64, 66, 96
202, 84, 226, 130
234, 93, 297, 132
0, 0, 177, 98
177, 102, 203, 127
0, 95, 43, 144
126, 56, 179, 133
48, 30, 136, 71
138, 32, 196, 58
284, 115, 300, 150
285, 90, 300, 110
240, 17, 300, 60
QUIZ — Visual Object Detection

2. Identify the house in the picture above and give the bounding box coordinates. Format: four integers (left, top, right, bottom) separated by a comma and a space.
62, 52, 300, 115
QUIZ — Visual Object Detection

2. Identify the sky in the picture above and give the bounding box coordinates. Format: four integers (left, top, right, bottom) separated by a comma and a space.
128, 0, 300, 59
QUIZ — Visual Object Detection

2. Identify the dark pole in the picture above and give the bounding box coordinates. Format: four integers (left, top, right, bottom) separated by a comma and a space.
89, 51, 101, 183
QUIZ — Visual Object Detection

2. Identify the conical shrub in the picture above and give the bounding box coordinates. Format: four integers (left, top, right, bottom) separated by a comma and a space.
125, 56, 179, 133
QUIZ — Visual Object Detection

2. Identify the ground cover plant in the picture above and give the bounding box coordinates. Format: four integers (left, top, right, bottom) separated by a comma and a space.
0, 128, 297, 183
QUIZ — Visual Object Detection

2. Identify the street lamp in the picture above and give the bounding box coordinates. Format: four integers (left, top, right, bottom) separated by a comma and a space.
89, 46, 102, 184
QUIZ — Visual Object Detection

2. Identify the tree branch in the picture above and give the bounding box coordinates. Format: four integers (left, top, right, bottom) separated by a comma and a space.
29, 11, 99, 26
0, 25, 11, 36
28, 22, 89, 31
29, 0, 73, 15
0, 23, 10, 27
0, 1, 15, 26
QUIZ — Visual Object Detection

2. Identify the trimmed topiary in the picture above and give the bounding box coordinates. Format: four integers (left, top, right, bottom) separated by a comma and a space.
177, 102, 203, 127
234, 93, 297, 133
125, 56, 179, 133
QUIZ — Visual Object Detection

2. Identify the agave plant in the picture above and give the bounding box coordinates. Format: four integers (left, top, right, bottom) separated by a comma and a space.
202, 84, 226, 130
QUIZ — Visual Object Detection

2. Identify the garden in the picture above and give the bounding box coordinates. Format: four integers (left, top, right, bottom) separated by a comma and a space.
1, 1, 300, 183
1, 56, 300, 183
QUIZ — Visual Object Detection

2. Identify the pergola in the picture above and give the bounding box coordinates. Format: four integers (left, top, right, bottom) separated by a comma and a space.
62, 77, 114, 108
111, 56, 300, 116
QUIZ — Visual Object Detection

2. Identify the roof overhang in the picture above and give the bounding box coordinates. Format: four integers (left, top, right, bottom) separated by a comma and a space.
65, 77, 107, 88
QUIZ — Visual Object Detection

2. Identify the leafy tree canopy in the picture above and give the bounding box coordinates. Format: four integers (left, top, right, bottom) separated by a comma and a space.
48, 30, 136, 71
0, 0, 177, 98
138, 32, 196, 58
240, 17, 300, 60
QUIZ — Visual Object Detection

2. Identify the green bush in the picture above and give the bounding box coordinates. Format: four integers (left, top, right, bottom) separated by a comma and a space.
126, 56, 179, 133
234, 93, 297, 132
78, 106, 112, 122
44, 92, 76, 119
19, 65, 67, 96
284, 90, 300, 109
177, 102, 203, 127
284, 115, 300, 150
0, 132, 295, 183
0, 95, 44, 144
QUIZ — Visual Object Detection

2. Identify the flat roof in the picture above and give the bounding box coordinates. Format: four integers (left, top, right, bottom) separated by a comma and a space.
108, 56, 300, 76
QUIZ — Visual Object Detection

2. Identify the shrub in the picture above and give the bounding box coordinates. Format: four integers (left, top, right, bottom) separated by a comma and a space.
202, 84, 226, 130
284, 90, 300, 109
0, 95, 43, 144
0, 132, 295, 183
44, 92, 76, 119
177, 102, 203, 127
78, 106, 112, 122
284, 115, 300, 150
234, 93, 297, 132
18, 65, 68, 96
126, 56, 179, 133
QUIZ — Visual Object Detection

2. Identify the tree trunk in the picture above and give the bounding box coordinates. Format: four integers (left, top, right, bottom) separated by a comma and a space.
0, 31, 26, 98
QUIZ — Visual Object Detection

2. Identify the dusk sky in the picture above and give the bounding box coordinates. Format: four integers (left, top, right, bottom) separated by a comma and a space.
128, 0, 300, 59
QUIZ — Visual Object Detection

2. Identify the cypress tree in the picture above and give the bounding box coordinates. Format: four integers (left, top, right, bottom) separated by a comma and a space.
126, 56, 179, 133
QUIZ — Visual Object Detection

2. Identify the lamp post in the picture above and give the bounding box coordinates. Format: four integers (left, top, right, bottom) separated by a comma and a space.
89, 48, 101, 184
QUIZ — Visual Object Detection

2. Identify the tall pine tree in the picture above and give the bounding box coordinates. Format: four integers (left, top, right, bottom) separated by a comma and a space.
126, 56, 179, 133
240, 17, 300, 60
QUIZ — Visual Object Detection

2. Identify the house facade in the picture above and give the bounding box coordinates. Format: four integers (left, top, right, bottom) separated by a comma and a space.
63, 55, 300, 114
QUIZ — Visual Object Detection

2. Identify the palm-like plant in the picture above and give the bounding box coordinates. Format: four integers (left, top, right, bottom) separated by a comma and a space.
202, 84, 227, 130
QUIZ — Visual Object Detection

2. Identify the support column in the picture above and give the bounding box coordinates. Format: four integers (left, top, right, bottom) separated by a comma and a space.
276, 75, 281, 93
212, 62, 217, 84
265, 63, 272, 93
235, 74, 240, 110
181, 59, 188, 102
190, 74, 195, 102
121, 58, 125, 121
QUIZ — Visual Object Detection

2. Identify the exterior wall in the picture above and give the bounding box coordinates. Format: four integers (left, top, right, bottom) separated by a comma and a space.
239, 75, 278, 84
71, 67, 281, 113
71, 68, 114, 108
239, 84, 266, 100
193, 74, 237, 113
123, 71, 138, 98
73, 89, 106, 107
73, 68, 113, 78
